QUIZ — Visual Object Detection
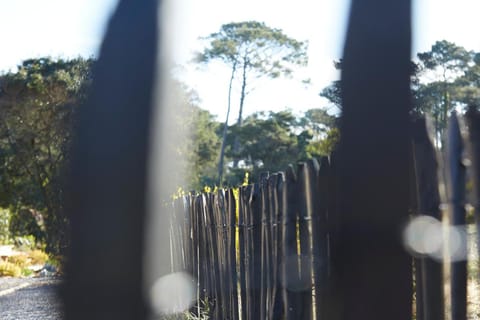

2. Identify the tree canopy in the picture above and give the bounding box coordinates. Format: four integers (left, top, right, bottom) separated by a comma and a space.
196, 21, 308, 85
413, 40, 479, 146
222, 109, 338, 186
0, 57, 93, 254
320, 41, 480, 149
195, 21, 309, 183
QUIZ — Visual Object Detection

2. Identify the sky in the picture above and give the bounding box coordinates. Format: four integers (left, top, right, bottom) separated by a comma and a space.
0, 0, 479, 121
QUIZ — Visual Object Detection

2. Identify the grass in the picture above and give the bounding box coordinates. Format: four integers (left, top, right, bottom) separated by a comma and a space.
6, 254, 29, 268
0, 248, 51, 277
157, 309, 209, 320
156, 299, 210, 320
468, 224, 480, 320
0, 261, 22, 277
27, 249, 48, 265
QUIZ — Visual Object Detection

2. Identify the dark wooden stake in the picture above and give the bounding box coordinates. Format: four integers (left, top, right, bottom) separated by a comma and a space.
336, 0, 413, 319
64, 1, 158, 319
412, 118, 445, 320
447, 113, 467, 320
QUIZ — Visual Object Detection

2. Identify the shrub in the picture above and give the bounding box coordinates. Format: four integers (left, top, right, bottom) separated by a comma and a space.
28, 249, 49, 265
9, 208, 46, 244
21, 268, 34, 277
6, 254, 29, 268
0, 261, 22, 277
0, 249, 50, 277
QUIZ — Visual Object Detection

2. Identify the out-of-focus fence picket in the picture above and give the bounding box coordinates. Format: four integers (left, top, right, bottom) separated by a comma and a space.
411, 117, 445, 320
166, 110, 480, 320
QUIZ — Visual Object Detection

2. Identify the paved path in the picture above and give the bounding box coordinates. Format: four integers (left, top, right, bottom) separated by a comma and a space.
0, 277, 63, 320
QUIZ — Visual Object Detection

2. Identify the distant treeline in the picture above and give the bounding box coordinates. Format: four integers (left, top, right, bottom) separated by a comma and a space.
0, 38, 478, 253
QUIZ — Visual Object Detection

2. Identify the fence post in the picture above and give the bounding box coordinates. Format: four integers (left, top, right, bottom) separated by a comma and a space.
315, 157, 331, 320
267, 174, 283, 319
297, 161, 319, 320
198, 195, 212, 307
243, 185, 254, 320
260, 172, 283, 320
273, 173, 287, 318
64, 1, 158, 319
298, 162, 313, 319
206, 193, 221, 319
411, 118, 445, 320
260, 175, 269, 320
280, 165, 303, 319
447, 113, 467, 320
184, 196, 195, 289
239, 184, 260, 319
172, 198, 188, 272
226, 189, 239, 320
189, 195, 197, 311
251, 183, 263, 319
215, 190, 229, 318
466, 107, 480, 262
337, 0, 413, 318
238, 185, 248, 320
323, 152, 341, 320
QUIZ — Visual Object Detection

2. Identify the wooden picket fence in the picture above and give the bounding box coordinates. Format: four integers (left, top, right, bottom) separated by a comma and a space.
166, 109, 480, 320
168, 157, 330, 320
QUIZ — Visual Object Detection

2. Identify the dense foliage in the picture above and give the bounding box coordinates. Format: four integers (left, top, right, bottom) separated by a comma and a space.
414, 40, 480, 147
0, 57, 93, 254
219, 109, 338, 185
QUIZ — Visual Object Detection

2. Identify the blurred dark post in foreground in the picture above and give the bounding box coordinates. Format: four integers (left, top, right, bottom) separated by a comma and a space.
466, 107, 480, 260
335, 0, 413, 319
411, 118, 445, 320
63, 0, 159, 319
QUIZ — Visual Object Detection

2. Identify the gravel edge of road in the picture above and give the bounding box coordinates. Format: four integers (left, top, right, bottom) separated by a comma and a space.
0, 277, 62, 297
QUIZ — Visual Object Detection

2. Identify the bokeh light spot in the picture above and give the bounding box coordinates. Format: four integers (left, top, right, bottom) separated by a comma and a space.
150, 272, 196, 315
403, 215, 468, 262
403, 215, 443, 257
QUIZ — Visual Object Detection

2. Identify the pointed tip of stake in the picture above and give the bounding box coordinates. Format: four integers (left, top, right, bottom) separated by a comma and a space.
286, 165, 297, 183
307, 158, 320, 171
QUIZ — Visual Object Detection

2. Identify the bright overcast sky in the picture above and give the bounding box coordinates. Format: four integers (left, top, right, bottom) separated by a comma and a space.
0, 0, 479, 120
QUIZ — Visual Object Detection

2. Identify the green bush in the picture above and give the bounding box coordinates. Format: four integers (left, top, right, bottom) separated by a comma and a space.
0, 248, 51, 277
6, 254, 29, 268
9, 208, 46, 244
28, 249, 49, 265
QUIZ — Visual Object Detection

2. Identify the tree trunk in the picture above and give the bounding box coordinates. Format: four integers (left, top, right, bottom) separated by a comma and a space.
217, 60, 238, 185
233, 58, 248, 168
441, 84, 449, 149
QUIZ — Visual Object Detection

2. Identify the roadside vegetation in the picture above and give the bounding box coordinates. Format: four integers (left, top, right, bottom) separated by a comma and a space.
0, 248, 50, 277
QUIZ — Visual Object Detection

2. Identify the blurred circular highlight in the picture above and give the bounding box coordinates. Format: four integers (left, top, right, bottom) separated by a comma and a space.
403, 215, 468, 262
150, 271, 196, 315
403, 215, 443, 258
